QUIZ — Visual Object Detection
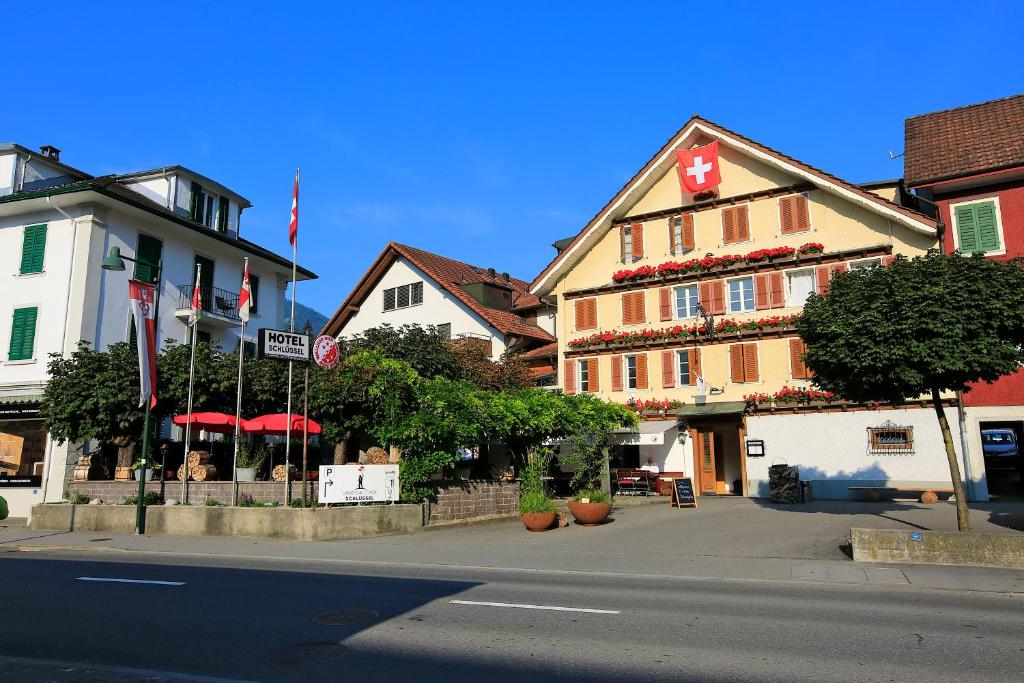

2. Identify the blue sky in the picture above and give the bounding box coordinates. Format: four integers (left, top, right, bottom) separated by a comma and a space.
6, 1, 1023, 315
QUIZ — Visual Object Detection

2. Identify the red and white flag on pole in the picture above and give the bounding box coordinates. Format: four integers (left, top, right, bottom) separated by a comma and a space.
129, 280, 158, 409
288, 170, 299, 247
238, 259, 252, 324
188, 268, 202, 327
675, 141, 722, 195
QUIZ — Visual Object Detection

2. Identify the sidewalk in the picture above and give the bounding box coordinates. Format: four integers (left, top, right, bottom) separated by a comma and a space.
5, 497, 1023, 594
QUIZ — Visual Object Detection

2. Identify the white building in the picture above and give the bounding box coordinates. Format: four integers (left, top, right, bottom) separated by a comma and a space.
322, 242, 556, 365
0, 143, 315, 518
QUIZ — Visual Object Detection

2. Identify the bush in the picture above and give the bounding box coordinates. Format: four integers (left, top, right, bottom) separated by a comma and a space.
122, 491, 161, 506
237, 442, 267, 470
519, 489, 556, 514
204, 498, 220, 507
572, 489, 611, 504
290, 497, 315, 508
67, 492, 90, 505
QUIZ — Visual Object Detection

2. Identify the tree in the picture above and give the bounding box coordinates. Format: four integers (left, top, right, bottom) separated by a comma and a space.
555, 395, 639, 491
449, 340, 533, 391
339, 324, 458, 380
797, 252, 1024, 531
157, 340, 235, 417
41, 341, 145, 468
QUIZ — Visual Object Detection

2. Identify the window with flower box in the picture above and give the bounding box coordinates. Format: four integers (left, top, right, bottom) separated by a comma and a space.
620, 222, 644, 263
575, 298, 597, 331
669, 213, 694, 255
577, 358, 599, 393
675, 284, 699, 319
621, 291, 646, 325
728, 277, 755, 313
722, 205, 750, 244
786, 269, 815, 307
624, 353, 648, 390
729, 343, 759, 383
779, 194, 810, 234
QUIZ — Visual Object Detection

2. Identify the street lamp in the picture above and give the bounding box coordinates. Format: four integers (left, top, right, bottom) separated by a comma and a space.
101, 245, 163, 534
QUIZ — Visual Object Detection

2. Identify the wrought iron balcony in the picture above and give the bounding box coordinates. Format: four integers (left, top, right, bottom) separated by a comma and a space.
176, 284, 241, 322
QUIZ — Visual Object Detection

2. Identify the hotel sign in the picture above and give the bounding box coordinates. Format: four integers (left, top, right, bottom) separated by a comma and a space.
258, 329, 310, 363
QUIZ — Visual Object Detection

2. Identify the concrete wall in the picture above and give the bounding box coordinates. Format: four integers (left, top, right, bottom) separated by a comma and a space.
851, 527, 1024, 570
68, 480, 314, 506
0, 487, 43, 520
30, 503, 424, 541
429, 480, 520, 524
340, 256, 508, 360
744, 406, 976, 500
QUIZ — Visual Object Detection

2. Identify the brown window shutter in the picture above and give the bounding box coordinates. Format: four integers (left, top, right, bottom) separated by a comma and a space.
722, 207, 736, 243
621, 294, 631, 325
636, 353, 648, 390
631, 222, 644, 259
682, 213, 695, 250
769, 272, 785, 308
635, 291, 646, 324
564, 359, 576, 395
754, 273, 770, 310
794, 194, 810, 232
575, 300, 586, 330
662, 350, 675, 388
588, 358, 600, 392
611, 354, 623, 392
688, 347, 702, 385
779, 196, 795, 234
882, 255, 896, 266
620, 226, 626, 262
667, 216, 678, 254
790, 338, 808, 380
710, 280, 725, 315
729, 345, 744, 383
735, 205, 750, 241
743, 343, 759, 382
815, 265, 831, 294
576, 299, 596, 330
659, 287, 672, 321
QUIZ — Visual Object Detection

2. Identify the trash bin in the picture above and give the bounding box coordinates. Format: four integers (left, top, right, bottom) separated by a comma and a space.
801, 480, 813, 503
768, 464, 802, 503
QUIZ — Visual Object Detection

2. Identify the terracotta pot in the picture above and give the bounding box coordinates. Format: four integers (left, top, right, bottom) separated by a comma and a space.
568, 501, 612, 526
520, 512, 556, 532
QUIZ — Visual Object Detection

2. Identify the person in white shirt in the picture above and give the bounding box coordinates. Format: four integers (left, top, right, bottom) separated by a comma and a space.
639, 457, 660, 474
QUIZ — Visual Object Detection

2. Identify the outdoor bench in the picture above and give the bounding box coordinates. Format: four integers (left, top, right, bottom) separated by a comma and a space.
847, 486, 954, 503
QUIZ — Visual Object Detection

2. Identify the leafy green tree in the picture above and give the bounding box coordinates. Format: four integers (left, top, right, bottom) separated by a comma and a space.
797, 253, 1024, 531
449, 340, 533, 391
157, 340, 235, 417
339, 324, 458, 380
41, 341, 144, 468
555, 395, 639, 491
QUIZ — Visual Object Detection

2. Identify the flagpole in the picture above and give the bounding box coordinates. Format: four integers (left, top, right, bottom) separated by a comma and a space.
284, 168, 299, 505
181, 263, 201, 506
302, 322, 311, 506
232, 257, 249, 507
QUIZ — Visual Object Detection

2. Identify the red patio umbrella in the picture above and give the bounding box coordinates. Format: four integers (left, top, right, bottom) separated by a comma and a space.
172, 411, 245, 434
242, 413, 322, 436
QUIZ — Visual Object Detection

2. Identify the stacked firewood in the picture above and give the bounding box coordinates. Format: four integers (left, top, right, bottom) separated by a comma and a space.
177, 451, 218, 481
271, 463, 299, 482
768, 464, 801, 503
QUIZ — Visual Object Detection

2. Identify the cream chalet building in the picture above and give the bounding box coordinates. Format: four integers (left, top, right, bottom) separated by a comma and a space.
529, 116, 986, 500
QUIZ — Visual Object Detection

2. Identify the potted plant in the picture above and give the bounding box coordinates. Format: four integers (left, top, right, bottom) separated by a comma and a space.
131, 458, 158, 481
520, 489, 557, 532
568, 489, 612, 526
236, 442, 266, 482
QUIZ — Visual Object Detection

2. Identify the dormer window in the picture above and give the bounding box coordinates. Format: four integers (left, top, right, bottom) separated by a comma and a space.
190, 181, 230, 233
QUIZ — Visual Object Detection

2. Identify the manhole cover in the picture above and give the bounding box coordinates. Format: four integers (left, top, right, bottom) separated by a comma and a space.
266, 643, 346, 665
313, 608, 379, 625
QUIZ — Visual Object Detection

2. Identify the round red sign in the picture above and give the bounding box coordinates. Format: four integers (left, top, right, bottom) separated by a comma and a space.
312, 335, 340, 368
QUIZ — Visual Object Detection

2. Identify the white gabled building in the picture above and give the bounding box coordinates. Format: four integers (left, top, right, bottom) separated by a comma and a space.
0, 143, 316, 518
322, 242, 556, 371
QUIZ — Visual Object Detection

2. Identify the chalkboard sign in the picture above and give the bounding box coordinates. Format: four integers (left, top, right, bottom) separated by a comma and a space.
670, 477, 696, 508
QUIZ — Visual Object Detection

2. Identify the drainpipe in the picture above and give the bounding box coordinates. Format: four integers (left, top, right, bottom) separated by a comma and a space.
956, 391, 975, 502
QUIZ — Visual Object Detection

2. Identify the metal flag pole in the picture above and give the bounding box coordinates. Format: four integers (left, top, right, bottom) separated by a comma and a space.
301, 322, 312, 506
284, 168, 299, 505
232, 258, 248, 507
181, 263, 201, 506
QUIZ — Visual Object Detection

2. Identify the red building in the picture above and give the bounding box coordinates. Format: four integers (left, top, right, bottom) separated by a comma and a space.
904, 94, 1024, 497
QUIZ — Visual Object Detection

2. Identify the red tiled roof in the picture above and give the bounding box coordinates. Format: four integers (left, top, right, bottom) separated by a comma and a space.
322, 243, 554, 343
905, 94, 1024, 186
518, 342, 558, 360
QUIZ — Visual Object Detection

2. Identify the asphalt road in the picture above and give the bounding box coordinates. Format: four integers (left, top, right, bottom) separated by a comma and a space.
0, 551, 1021, 682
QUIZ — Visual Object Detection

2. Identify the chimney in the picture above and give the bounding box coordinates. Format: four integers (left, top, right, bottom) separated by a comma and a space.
39, 145, 61, 162
487, 267, 496, 278
502, 272, 510, 283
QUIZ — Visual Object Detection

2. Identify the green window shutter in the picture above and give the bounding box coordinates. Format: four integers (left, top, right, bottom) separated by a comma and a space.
134, 234, 163, 284
955, 205, 979, 253
8, 307, 38, 361
128, 313, 138, 347
20, 224, 47, 274
249, 274, 260, 315
217, 196, 229, 233
189, 182, 203, 221
975, 201, 1000, 252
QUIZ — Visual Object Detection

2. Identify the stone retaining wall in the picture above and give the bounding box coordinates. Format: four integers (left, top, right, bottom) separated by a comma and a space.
851, 527, 1024, 569
429, 480, 519, 524
67, 481, 315, 506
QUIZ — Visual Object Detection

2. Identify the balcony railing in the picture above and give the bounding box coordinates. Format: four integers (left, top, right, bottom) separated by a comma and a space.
177, 285, 241, 322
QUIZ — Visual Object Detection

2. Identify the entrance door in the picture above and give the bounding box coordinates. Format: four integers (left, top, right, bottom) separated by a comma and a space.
697, 429, 717, 494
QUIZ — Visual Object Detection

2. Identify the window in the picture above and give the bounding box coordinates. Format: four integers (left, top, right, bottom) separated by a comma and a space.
579, 359, 590, 393
194, 255, 214, 312
789, 338, 812, 380
8, 306, 38, 361
620, 223, 643, 262
20, 224, 47, 274
625, 355, 638, 390
217, 196, 230, 233
786, 269, 815, 307
671, 216, 683, 253
383, 282, 424, 311
624, 353, 648, 390
189, 182, 220, 229
729, 343, 759, 383
249, 274, 260, 315
134, 234, 162, 284
779, 194, 810, 234
437, 323, 451, 339
953, 199, 1002, 254
575, 298, 597, 331
238, 339, 257, 358
849, 258, 882, 270
622, 291, 646, 325
677, 350, 690, 386
868, 423, 914, 455
722, 205, 750, 244
728, 277, 755, 313
675, 285, 699, 318
669, 214, 694, 254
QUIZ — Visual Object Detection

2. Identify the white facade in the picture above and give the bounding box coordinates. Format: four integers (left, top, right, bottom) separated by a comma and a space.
340, 257, 510, 360
0, 149, 312, 519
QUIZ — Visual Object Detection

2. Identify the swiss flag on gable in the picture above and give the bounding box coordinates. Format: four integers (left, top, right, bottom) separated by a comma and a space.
675, 141, 722, 195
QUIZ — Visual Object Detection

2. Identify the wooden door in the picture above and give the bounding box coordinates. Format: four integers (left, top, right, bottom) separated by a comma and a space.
698, 429, 717, 494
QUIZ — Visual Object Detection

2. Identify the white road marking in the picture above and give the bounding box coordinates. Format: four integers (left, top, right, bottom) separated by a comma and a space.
449, 599, 619, 614
76, 576, 185, 586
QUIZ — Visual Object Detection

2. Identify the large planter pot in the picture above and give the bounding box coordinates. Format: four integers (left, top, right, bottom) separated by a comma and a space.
520, 512, 556, 532
133, 468, 155, 482
568, 501, 612, 526
236, 468, 257, 482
